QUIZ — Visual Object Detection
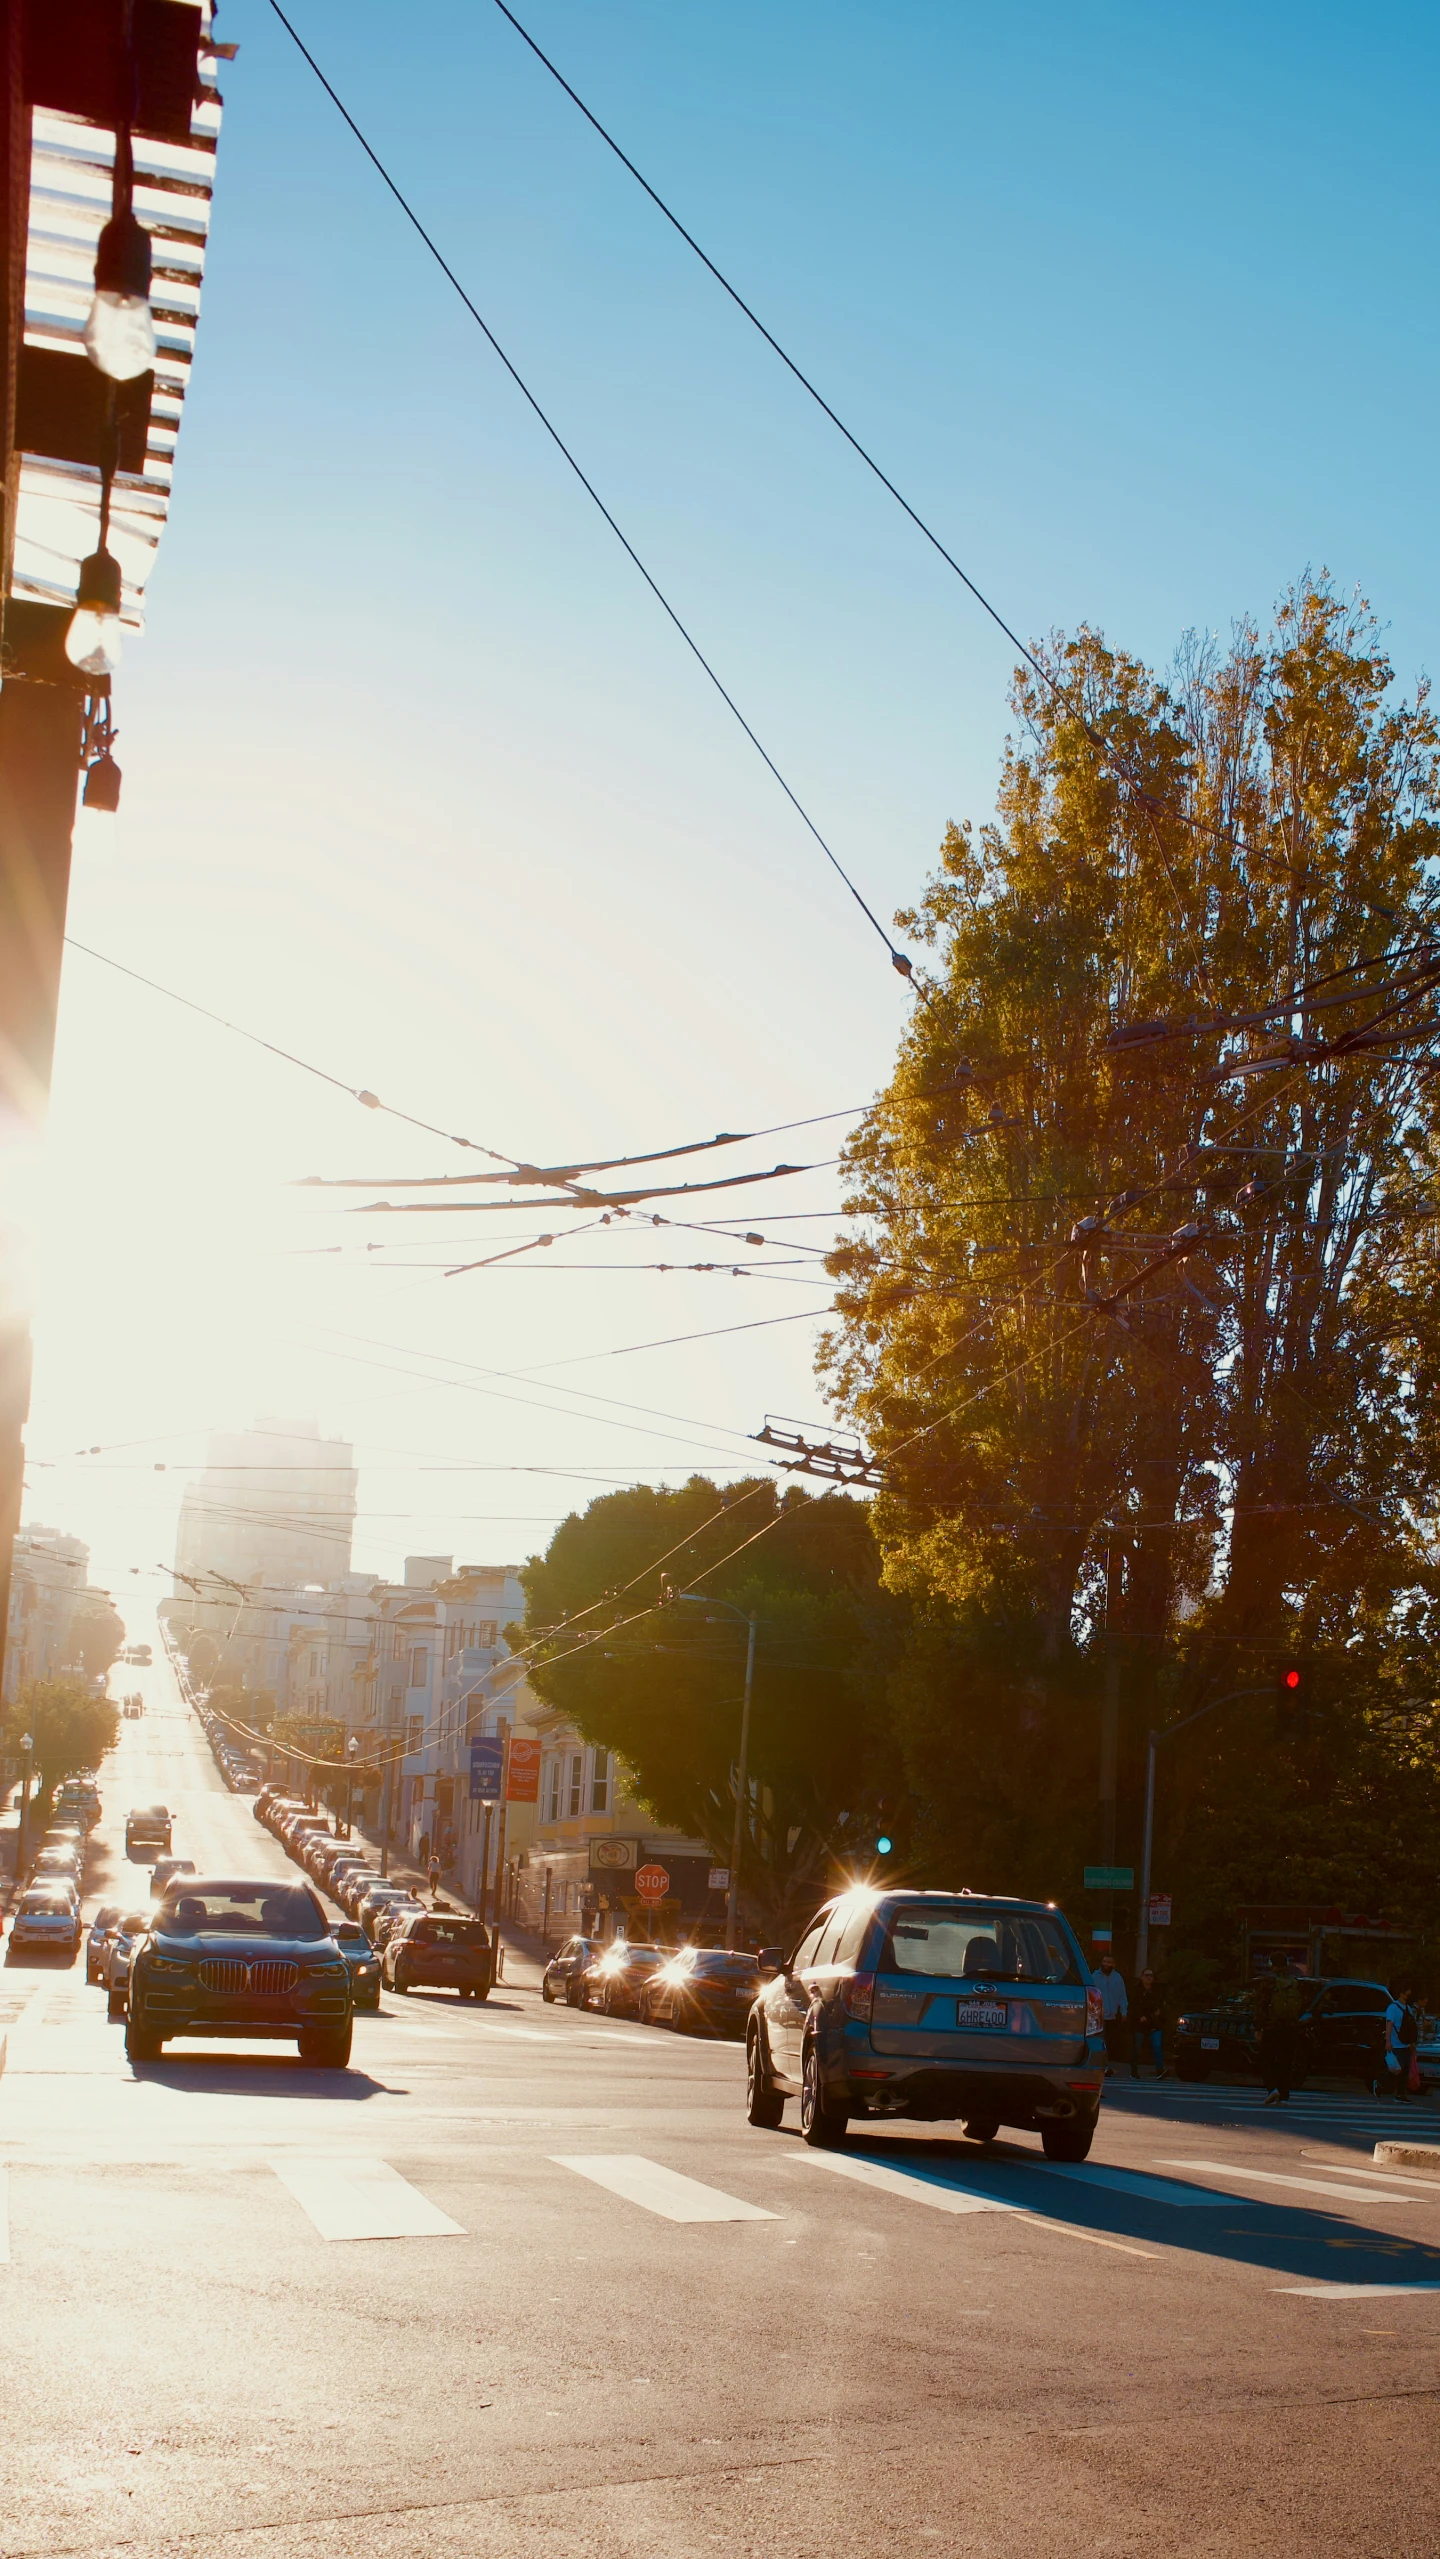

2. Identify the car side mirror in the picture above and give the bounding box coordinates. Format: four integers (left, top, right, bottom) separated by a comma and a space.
758, 1946, 784, 1975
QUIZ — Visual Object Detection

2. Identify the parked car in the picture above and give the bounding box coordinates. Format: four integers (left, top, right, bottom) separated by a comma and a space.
356, 1883, 413, 1936
125, 1877, 353, 2068
1416, 2014, 1440, 2093
1174, 1977, 1394, 2090
337, 1868, 381, 1917
86, 1904, 124, 1985
332, 1919, 382, 2010
125, 1804, 172, 1858
105, 1911, 154, 2015
371, 1896, 426, 1949
31, 1845, 84, 1890
639, 1946, 763, 2037
9, 1886, 82, 1957
383, 1911, 494, 2000
541, 1935, 600, 2005
745, 1888, 1103, 2158
56, 1782, 101, 1827
584, 1941, 668, 2017
150, 1857, 198, 1898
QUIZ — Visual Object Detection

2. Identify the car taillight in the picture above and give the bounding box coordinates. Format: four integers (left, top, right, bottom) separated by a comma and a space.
842, 1972, 876, 2021
1086, 1988, 1104, 2036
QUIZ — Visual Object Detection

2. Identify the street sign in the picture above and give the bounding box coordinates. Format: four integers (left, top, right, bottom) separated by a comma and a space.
1090, 1924, 1113, 1945
589, 1837, 637, 1872
707, 1867, 730, 1891
504, 1737, 540, 1803
1148, 1893, 1172, 1927
635, 1862, 670, 1906
1084, 1865, 1134, 1891
468, 1736, 504, 1801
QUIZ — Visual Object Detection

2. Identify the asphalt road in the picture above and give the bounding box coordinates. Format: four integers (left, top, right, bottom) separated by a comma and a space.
4, 1654, 1440, 2558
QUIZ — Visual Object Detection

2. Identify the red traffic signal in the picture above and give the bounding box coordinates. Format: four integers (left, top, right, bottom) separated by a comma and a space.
1276, 1661, 1308, 1730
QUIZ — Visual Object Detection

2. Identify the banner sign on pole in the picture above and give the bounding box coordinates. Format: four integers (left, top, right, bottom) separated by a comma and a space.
1084, 1865, 1134, 1891
469, 1736, 504, 1801
505, 1737, 541, 1803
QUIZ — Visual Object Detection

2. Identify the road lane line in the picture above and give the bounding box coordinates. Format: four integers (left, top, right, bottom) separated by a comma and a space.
1276, 2284, 1440, 2300
793, 2152, 1156, 2255
269, 2156, 465, 2241
1156, 2159, 1421, 2205
552, 2154, 779, 2222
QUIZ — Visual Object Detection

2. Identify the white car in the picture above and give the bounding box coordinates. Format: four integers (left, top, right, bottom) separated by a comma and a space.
10, 1888, 82, 1953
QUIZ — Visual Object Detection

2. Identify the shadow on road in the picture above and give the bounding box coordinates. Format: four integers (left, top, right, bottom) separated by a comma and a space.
815, 2125, 1440, 2290
126, 2055, 402, 2098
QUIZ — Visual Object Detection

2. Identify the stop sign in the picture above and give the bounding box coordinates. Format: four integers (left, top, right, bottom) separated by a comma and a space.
635, 1862, 670, 1905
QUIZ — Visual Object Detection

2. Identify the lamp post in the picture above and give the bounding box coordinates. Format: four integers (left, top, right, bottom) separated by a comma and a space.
344, 1732, 358, 1839
17, 1728, 33, 1868
1136, 1687, 1271, 1971
677, 1595, 757, 1953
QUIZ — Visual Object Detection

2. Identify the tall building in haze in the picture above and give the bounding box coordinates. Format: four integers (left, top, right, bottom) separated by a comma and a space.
173, 1419, 357, 1597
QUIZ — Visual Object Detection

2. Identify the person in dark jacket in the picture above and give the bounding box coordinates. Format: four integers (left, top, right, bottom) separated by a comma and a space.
1260, 1965, 1306, 2105
1130, 1969, 1166, 2077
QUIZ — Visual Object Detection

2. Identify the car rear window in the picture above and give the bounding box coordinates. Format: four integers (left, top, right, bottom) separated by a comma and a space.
417, 1920, 488, 1946
880, 1903, 1081, 1985
157, 1885, 327, 1940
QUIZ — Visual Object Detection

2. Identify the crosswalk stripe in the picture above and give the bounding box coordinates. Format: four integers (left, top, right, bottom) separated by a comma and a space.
552, 2154, 779, 2223
1276, 2283, 1440, 2300
1299, 2156, 1440, 2191
793, 2151, 1157, 2255
269, 2156, 465, 2241
1028, 2160, 1232, 2207
1156, 2158, 1421, 2206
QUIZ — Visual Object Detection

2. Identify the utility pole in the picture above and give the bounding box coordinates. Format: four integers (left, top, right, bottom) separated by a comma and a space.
1098, 1546, 1122, 1953
1136, 1687, 1270, 1970
726, 1613, 757, 1952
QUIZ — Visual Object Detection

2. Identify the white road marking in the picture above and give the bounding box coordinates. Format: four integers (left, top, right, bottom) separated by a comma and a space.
552, 2154, 779, 2222
1029, 2161, 1233, 2207
792, 2151, 1156, 2255
1276, 2284, 1440, 2300
1300, 2155, 1440, 2190
1156, 2159, 1421, 2205
796, 2152, 1021, 2216
269, 2156, 465, 2241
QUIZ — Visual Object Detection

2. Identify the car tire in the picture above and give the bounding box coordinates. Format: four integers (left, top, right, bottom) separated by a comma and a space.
298, 2025, 353, 2069
125, 2020, 163, 2063
566, 1979, 584, 2007
746, 2028, 785, 2129
963, 2117, 1000, 2144
1040, 2116, 1096, 2162
800, 2035, 848, 2148
107, 1991, 125, 2021
394, 1967, 410, 1994
541, 1980, 555, 2003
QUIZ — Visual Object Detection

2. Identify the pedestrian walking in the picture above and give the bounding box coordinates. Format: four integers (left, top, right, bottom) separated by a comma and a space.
1260, 1965, 1305, 2105
1095, 1950, 1127, 2077
427, 1854, 442, 1903
1384, 1983, 1418, 2101
1130, 1968, 1166, 2078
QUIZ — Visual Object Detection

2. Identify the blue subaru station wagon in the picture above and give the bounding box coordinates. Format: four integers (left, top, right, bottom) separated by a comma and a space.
745, 1888, 1105, 2158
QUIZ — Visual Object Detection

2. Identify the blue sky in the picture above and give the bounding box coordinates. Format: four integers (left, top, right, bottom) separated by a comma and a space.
32, 0, 1440, 1600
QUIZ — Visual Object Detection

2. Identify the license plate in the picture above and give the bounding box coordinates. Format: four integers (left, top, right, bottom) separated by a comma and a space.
1201, 2036, 1220, 2050
959, 2001, 1008, 2031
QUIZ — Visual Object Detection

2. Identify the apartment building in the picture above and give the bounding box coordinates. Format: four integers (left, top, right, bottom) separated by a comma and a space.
513, 1696, 720, 1944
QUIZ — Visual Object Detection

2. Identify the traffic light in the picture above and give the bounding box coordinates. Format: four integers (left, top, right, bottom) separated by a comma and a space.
875, 1834, 893, 1857
1276, 1661, 1307, 1734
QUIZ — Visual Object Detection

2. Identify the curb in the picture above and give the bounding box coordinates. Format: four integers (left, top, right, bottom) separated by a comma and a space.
1374, 2141, 1440, 2176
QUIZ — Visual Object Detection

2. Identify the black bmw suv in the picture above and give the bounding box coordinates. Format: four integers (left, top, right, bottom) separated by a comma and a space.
125, 1877, 354, 2068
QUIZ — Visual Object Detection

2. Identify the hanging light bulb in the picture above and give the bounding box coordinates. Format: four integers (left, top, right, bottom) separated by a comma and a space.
84, 207, 155, 382
65, 549, 124, 678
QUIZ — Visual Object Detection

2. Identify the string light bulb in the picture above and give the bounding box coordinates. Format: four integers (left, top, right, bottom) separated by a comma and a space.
84, 208, 156, 380
65, 548, 124, 678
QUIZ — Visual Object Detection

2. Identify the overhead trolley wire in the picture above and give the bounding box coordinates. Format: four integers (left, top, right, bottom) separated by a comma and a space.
267, 0, 913, 982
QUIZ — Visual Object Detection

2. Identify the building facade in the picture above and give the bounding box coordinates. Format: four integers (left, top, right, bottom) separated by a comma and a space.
173, 1417, 358, 1604
2, 1523, 90, 1704
511, 1697, 721, 1946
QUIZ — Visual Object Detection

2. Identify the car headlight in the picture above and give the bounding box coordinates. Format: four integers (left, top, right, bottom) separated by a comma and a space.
144, 1955, 189, 1977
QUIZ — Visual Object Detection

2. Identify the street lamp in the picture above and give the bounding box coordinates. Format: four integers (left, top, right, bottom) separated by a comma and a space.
17, 1731, 34, 1867
676, 1594, 757, 1952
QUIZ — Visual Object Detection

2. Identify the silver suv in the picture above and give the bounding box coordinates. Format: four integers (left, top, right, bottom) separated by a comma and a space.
745, 1889, 1105, 2158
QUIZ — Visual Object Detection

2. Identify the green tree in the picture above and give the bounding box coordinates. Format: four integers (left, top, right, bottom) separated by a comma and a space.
821, 581, 1440, 1954
68, 1593, 124, 1680
3, 1678, 120, 1808
518, 1477, 905, 1931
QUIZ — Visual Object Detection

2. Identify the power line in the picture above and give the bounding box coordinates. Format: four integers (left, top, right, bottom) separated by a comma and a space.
266, 0, 913, 981
481, 0, 1261, 876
